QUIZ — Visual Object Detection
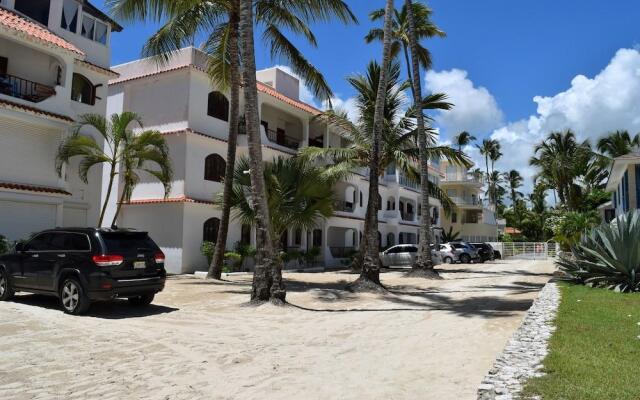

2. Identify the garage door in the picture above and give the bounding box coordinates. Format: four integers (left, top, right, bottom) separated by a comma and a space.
0, 200, 57, 241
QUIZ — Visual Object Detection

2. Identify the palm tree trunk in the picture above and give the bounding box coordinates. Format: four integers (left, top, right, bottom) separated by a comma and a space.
348, 0, 394, 292
484, 156, 490, 203
240, 0, 284, 304
98, 161, 117, 227
111, 183, 127, 227
208, 4, 240, 280
405, 0, 438, 278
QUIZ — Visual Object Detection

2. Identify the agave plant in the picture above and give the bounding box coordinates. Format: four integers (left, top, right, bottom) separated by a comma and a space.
558, 210, 640, 292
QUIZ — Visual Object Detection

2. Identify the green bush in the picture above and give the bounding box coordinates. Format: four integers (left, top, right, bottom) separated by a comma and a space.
200, 241, 215, 265
558, 210, 640, 292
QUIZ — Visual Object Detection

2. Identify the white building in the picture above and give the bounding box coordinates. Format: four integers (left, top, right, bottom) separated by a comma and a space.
439, 160, 499, 242
605, 151, 640, 219
106, 47, 443, 274
0, 0, 121, 241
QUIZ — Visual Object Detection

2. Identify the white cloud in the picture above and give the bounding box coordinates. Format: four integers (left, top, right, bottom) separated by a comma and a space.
325, 95, 359, 122
425, 68, 504, 138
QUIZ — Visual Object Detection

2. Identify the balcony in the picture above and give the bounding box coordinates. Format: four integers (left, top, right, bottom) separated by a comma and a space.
399, 175, 419, 190
334, 200, 355, 213
0, 74, 56, 103
449, 197, 484, 207
265, 127, 300, 150
442, 174, 484, 185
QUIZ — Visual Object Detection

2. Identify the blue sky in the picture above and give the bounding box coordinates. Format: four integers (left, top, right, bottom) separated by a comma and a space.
98, 0, 640, 192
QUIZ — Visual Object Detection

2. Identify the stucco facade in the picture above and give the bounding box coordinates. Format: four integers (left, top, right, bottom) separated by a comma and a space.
0, 1, 120, 240
106, 47, 443, 274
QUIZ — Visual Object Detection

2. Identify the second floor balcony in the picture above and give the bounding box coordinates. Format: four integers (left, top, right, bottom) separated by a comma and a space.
264, 127, 301, 150
0, 74, 56, 103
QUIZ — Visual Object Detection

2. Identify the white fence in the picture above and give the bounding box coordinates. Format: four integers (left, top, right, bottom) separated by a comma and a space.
487, 242, 559, 260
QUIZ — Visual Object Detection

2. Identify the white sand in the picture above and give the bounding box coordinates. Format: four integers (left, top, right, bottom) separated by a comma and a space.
0, 259, 555, 400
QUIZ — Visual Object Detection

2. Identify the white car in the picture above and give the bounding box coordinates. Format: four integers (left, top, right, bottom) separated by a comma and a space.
379, 244, 442, 267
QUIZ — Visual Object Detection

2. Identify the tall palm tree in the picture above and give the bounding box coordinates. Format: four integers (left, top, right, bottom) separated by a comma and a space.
503, 169, 523, 225
56, 112, 171, 227
597, 130, 640, 159
365, 1, 445, 83
405, 0, 437, 278
108, 0, 356, 297
225, 156, 342, 251
356, 0, 394, 292
453, 131, 476, 152
476, 138, 499, 203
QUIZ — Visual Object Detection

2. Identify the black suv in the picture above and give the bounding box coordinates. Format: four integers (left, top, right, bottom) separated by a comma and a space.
0, 228, 166, 315
470, 242, 496, 262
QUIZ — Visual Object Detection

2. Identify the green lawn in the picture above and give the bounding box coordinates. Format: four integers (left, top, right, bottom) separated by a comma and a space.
522, 283, 640, 400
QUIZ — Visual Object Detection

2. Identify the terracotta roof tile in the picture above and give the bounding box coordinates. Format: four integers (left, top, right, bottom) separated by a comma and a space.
256, 81, 321, 115
0, 7, 84, 56
0, 182, 71, 196
0, 98, 74, 123
75, 59, 120, 78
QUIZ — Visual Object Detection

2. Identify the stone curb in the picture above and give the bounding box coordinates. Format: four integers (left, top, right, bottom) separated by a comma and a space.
477, 281, 560, 400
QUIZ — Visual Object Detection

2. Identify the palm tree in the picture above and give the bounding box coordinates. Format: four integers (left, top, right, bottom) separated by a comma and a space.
503, 169, 523, 225
453, 131, 476, 152
365, 1, 445, 83
476, 138, 499, 203
597, 130, 640, 159
355, 0, 393, 292
404, 0, 438, 278
225, 156, 342, 252
530, 130, 592, 209
56, 112, 171, 227
109, 0, 356, 299
301, 61, 469, 275
488, 170, 506, 209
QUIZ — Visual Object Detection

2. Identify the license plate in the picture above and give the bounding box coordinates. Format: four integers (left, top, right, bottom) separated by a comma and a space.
134, 261, 146, 269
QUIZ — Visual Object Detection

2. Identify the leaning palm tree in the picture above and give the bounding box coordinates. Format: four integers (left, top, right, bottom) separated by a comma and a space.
225, 156, 342, 253
453, 131, 476, 152
365, 1, 445, 83
109, 0, 356, 299
596, 130, 640, 159
355, 0, 393, 292
56, 112, 171, 227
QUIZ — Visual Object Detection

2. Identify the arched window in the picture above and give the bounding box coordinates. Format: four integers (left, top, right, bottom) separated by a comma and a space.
204, 154, 226, 182
207, 91, 229, 121
203, 217, 220, 243
71, 73, 95, 105
241, 224, 252, 245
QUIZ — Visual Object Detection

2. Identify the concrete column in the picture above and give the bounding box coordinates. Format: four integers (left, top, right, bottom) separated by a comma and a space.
301, 118, 309, 148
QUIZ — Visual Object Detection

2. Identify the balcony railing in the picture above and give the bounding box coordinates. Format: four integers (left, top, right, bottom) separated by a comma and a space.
399, 175, 419, 190
334, 200, 355, 213
0, 74, 55, 103
449, 197, 483, 206
401, 212, 416, 222
265, 128, 300, 150
330, 246, 356, 258
443, 174, 484, 184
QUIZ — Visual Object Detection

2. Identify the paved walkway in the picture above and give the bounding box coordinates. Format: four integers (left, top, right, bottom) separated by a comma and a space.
0, 259, 555, 400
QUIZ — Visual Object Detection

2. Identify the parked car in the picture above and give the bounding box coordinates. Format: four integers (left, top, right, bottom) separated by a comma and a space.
0, 228, 166, 315
380, 244, 441, 267
470, 242, 496, 262
493, 249, 502, 259
439, 242, 481, 264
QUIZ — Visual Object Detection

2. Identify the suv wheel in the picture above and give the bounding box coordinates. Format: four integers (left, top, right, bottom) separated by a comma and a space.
128, 294, 155, 306
0, 268, 15, 301
459, 253, 471, 264
443, 256, 453, 264
60, 278, 90, 315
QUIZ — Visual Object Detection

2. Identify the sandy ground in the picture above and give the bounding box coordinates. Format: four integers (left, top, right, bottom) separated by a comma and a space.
0, 259, 555, 400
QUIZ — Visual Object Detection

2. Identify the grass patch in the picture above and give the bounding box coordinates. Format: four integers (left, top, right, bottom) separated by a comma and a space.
522, 282, 640, 400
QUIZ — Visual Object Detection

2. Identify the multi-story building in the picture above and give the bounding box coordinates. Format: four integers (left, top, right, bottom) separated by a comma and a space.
0, 0, 121, 240
105, 47, 443, 274
438, 159, 499, 242
605, 151, 640, 218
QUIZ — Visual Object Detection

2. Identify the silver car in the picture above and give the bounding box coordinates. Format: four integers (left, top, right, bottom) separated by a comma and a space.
380, 244, 441, 267
439, 242, 481, 264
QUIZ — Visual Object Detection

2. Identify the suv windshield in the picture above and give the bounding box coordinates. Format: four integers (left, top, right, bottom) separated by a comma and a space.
100, 232, 158, 254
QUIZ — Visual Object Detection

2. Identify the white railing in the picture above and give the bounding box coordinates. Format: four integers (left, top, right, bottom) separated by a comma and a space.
487, 242, 559, 260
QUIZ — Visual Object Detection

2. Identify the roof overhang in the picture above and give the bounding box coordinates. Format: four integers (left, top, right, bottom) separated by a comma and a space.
605, 152, 640, 191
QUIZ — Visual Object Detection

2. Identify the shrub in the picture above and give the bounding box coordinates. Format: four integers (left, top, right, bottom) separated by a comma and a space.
200, 241, 215, 265
558, 210, 640, 292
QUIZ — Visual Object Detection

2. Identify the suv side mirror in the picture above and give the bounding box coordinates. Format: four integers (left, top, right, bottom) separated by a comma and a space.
14, 242, 24, 253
